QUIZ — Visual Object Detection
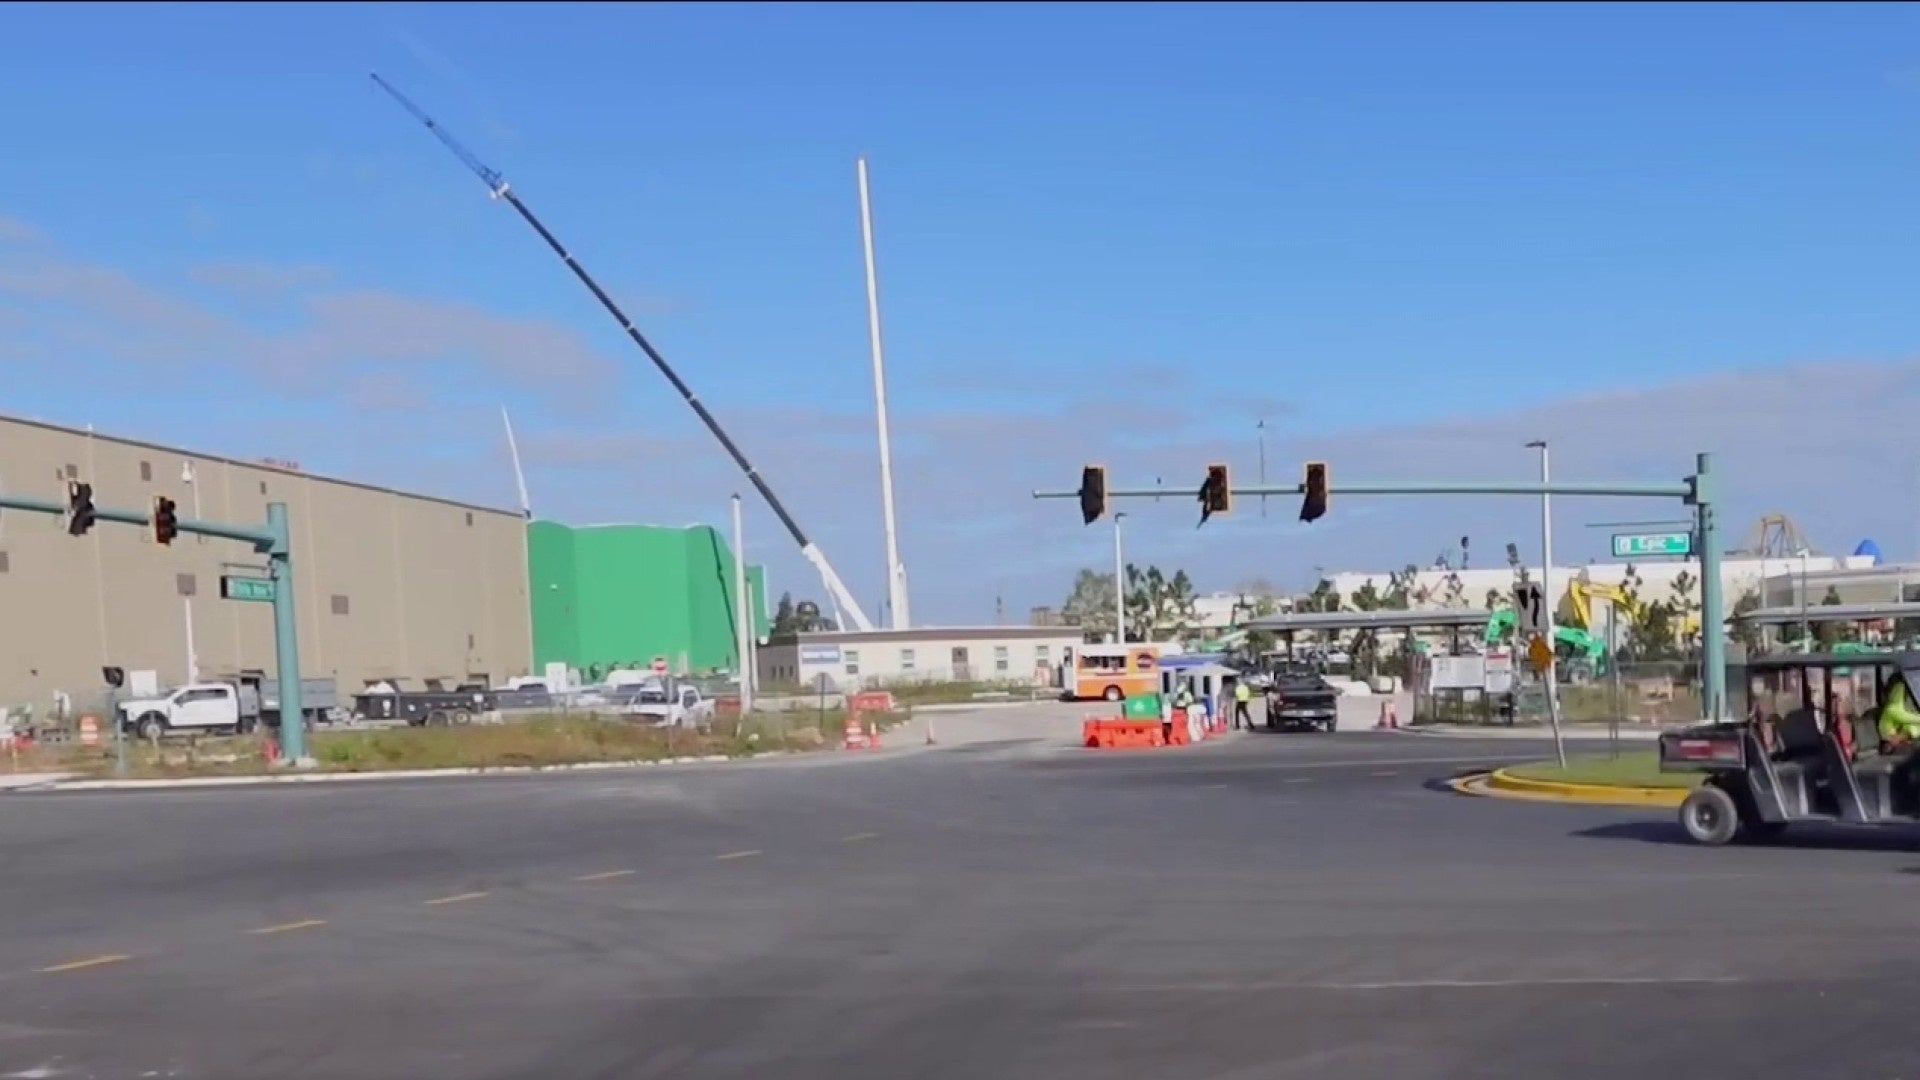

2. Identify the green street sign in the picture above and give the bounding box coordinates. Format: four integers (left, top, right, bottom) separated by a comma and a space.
1611, 531, 1692, 559
220, 575, 276, 603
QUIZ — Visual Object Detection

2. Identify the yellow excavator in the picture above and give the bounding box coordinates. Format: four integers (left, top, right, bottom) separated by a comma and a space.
1566, 578, 1701, 643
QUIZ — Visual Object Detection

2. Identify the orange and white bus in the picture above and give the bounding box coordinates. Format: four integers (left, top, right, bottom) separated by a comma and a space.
1066, 644, 1161, 701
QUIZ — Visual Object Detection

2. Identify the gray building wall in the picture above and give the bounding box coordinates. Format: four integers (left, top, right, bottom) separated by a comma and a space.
0, 416, 534, 715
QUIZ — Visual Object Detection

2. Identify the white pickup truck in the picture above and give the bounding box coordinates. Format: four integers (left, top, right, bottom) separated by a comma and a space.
622, 680, 715, 728
116, 683, 246, 740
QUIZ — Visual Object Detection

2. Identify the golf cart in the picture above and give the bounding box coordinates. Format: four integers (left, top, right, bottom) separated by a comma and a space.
1658, 651, 1920, 846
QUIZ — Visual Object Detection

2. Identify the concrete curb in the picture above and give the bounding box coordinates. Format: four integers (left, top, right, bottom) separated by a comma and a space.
909, 700, 1044, 715
1451, 766, 1690, 808
22, 752, 802, 792
1402, 725, 1665, 742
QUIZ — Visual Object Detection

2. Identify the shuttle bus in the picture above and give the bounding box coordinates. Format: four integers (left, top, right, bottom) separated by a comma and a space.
1066, 644, 1161, 701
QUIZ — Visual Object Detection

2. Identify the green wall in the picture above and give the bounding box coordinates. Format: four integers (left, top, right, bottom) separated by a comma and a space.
527, 521, 769, 677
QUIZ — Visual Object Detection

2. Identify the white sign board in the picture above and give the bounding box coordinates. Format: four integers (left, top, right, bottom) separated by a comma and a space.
1430, 655, 1486, 690
1483, 652, 1514, 694
1513, 582, 1547, 637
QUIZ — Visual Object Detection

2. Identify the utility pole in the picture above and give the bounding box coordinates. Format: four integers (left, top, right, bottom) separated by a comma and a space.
1528, 440, 1566, 768
731, 495, 754, 716
1257, 419, 1268, 518
1113, 512, 1128, 644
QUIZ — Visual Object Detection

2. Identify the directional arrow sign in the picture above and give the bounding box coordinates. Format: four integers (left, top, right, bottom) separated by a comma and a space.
1514, 582, 1547, 638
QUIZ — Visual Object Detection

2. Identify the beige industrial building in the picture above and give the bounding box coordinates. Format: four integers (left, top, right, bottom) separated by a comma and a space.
0, 414, 534, 716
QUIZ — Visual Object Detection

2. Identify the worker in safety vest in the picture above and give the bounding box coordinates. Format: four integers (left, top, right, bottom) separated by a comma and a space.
1232, 679, 1253, 730
1879, 672, 1920, 751
1173, 682, 1196, 721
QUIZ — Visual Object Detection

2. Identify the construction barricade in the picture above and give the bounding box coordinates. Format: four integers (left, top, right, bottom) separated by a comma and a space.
1081, 718, 1165, 749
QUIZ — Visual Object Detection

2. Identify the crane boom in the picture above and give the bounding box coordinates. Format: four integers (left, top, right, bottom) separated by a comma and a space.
370, 73, 875, 633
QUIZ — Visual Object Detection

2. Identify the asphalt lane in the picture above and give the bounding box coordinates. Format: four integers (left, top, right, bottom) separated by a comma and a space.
5, 730, 1920, 1078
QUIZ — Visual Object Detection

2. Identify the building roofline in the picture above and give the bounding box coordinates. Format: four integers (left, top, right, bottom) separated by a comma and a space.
2, 411, 523, 520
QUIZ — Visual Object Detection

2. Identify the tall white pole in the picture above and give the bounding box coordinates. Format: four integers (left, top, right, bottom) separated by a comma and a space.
1534, 441, 1566, 767
731, 494, 754, 714
857, 156, 910, 629
501, 406, 533, 520
183, 597, 200, 684
1114, 512, 1127, 644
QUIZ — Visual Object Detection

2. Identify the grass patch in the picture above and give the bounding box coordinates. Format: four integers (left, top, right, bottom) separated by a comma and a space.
6, 710, 909, 779
1503, 750, 1699, 789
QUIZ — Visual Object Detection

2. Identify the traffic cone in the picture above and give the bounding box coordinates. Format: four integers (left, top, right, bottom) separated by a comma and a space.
925, 718, 937, 746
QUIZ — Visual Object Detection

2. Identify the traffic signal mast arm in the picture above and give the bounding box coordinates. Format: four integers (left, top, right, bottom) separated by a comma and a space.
8, 494, 279, 552
1036, 478, 1694, 501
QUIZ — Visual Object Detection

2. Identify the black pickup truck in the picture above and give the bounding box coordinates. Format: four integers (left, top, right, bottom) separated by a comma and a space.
1262, 660, 1341, 733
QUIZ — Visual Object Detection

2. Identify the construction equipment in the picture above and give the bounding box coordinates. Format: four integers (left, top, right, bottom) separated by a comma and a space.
1566, 576, 1702, 643
1484, 611, 1607, 683
370, 74, 875, 632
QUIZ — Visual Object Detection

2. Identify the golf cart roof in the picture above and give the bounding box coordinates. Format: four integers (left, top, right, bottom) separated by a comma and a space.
1741, 650, 1920, 671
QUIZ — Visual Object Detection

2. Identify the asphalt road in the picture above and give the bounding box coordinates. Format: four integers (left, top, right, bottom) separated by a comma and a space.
5, 728, 1920, 1078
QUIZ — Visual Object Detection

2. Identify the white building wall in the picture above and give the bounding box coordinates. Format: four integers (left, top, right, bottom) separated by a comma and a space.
767, 630, 1083, 692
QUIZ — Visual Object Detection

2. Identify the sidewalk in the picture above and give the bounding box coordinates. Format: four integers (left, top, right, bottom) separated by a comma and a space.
0, 772, 74, 791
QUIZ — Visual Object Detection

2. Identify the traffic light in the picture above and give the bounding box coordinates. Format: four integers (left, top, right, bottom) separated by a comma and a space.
1299, 461, 1329, 523
1078, 465, 1107, 525
151, 495, 179, 546
64, 480, 95, 537
1198, 463, 1231, 525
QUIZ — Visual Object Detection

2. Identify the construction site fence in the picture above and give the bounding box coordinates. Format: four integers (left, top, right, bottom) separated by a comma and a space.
1416, 660, 1704, 727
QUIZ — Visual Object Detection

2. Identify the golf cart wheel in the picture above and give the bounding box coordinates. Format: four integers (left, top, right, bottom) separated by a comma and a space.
1103, 686, 1123, 702
1680, 784, 1741, 846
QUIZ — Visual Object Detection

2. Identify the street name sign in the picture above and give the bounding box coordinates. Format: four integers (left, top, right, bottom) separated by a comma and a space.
1611, 531, 1692, 559
220, 575, 275, 603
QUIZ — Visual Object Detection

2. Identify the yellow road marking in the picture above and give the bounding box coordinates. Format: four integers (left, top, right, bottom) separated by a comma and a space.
573, 870, 636, 882
247, 918, 327, 936
423, 891, 490, 906
841, 832, 878, 842
39, 953, 131, 974
715, 849, 761, 861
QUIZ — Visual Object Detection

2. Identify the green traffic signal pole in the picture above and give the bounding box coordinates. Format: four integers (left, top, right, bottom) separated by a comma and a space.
0, 495, 313, 767
1033, 452, 1727, 725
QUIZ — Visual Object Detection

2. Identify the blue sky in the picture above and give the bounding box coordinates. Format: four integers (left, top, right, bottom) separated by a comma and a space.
4, 3, 1920, 623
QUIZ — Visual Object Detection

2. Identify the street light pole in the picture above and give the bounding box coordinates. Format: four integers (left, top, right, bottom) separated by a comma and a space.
1528, 440, 1566, 768
1113, 512, 1128, 644
1257, 419, 1268, 518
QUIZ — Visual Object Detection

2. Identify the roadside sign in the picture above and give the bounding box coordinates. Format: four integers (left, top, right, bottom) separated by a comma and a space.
1527, 634, 1555, 674
1483, 652, 1514, 694
1611, 531, 1692, 559
219, 575, 275, 603
651, 657, 669, 676
1430, 655, 1485, 690
1514, 582, 1547, 637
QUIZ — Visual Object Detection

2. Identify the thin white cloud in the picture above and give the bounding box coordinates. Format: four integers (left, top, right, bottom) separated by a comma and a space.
0, 215, 40, 244
189, 261, 336, 297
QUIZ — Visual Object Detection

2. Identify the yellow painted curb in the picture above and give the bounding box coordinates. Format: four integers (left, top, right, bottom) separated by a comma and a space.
1457, 767, 1690, 808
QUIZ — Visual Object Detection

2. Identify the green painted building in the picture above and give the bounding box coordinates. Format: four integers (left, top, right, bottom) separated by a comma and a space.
527, 521, 769, 678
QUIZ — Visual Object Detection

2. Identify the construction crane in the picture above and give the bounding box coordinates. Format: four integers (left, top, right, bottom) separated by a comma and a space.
370, 74, 875, 633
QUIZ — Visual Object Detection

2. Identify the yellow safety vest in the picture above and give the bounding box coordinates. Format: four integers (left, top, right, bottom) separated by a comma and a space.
1882, 679, 1920, 744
